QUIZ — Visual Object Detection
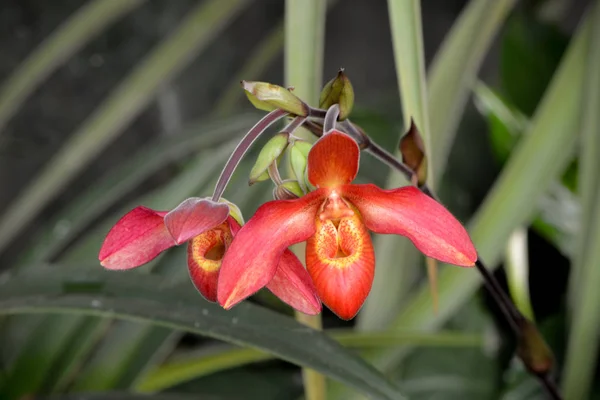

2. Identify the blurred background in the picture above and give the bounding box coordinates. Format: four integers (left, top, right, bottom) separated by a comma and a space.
0, 0, 598, 399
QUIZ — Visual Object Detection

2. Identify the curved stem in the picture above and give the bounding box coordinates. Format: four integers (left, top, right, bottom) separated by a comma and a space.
323, 104, 340, 132
211, 109, 287, 202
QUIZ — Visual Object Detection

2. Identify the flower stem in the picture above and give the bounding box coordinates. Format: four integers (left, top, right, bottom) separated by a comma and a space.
323, 104, 340, 132
294, 311, 327, 400
211, 109, 287, 202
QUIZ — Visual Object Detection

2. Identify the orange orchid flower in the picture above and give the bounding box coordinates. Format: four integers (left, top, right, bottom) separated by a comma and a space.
217, 130, 477, 320
98, 198, 320, 314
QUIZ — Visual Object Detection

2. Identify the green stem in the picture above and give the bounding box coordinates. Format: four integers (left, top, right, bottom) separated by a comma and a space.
295, 312, 327, 400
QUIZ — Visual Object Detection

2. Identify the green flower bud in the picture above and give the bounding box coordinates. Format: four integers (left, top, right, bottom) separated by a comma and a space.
274, 180, 304, 200
319, 69, 355, 120
242, 81, 309, 116
249, 133, 289, 185
289, 141, 311, 192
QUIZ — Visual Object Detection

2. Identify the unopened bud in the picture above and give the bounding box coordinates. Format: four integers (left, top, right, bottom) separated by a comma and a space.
517, 318, 554, 376
289, 140, 312, 192
399, 119, 428, 186
242, 81, 309, 116
249, 133, 289, 185
274, 180, 304, 200
319, 69, 355, 120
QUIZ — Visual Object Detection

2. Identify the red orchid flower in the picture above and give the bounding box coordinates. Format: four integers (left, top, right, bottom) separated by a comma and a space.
217, 130, 477, 320
99, 198, 320, 314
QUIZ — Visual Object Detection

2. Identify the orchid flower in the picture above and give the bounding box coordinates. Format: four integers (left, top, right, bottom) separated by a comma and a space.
217, 130, 477, 320
98, 198, 320, 314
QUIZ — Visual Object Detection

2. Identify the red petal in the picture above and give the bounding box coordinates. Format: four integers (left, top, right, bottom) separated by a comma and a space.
187, 221, 233, 302
99, 206, 174, 269
164, 198, 229, 244
306, 213, 375, 320
344, 184, 477, 266
266, 250, 322, 315
307, 130, 360, 188
217, 190, 325, 309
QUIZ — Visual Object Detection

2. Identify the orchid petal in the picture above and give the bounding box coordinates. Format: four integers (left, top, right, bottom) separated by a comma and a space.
164, 198, 229, 245
99, 206, 173, 270
306, 213, 375, 320
217, 190, 325, 309
307, 130, 360, 188
187, 220, 233, 302
266, 250, 322, 315
344, 184, 477, 266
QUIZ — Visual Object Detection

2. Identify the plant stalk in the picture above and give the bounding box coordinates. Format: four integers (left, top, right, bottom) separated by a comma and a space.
295, 311, 327, 400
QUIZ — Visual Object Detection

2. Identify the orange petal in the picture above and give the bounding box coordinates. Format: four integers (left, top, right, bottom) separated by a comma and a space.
343, 184, 477, 266
266, 250, 322, 315
187, 220, 234, 302
306, 213, 375, 320
99, 206, 174, 270
307, 130, 360, 188
217, 190, 325, 310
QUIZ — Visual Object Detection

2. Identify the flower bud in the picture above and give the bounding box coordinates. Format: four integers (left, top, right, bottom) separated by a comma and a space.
273, 180, 304, 200
242, 81, 309, 116
517, 318, 554, 376
319, 69, 355, 120
288, 140, 312, 192
399, 119, 428, 186
249, 133, 289, 185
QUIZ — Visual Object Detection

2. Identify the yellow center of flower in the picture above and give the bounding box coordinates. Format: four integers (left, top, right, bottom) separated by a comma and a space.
189, 222, 233, 272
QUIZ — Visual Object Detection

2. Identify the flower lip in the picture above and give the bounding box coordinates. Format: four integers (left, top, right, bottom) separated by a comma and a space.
307, 130, 360, 188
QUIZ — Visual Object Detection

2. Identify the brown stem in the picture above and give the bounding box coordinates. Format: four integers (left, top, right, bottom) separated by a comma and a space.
212, 109, 288, 201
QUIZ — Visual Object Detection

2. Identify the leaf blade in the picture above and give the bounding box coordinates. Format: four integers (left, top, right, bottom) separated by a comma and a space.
0, 267, 406, 400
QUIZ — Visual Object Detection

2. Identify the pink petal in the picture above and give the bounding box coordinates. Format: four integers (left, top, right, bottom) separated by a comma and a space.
99, 206, 174, 270
217, 190, 325, 309
266, 250, 322, 315
307, 130, 360, 188
343, 184, 477, 266
164, 198, 230, 244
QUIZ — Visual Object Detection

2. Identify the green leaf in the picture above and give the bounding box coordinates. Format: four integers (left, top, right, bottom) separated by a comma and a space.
500, 13, 568, 116
392, 302, 500, 400
0, 267, 406, 400
284, 0, 326, 106
0, 0, 145, 136
428, 0, 517, 175
562, 2, 600, 399
42, 394, 201, 400
374, 7, 592, 373
0, 0, 250, 255
474, 82, 579, 257
137, 330, 482, 392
